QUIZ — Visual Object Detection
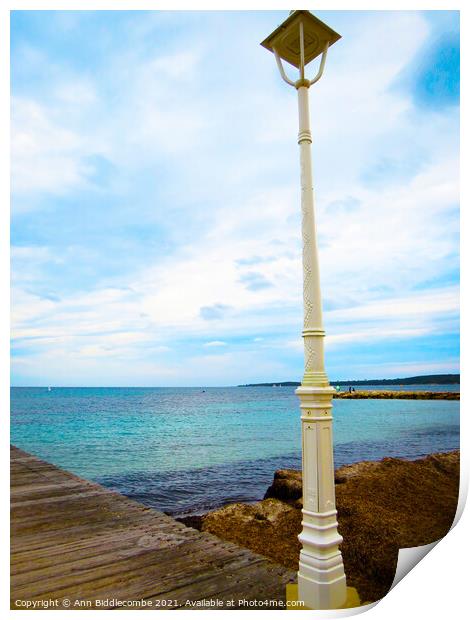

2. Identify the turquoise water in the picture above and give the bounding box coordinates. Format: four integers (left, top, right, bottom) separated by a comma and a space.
10, 386, 459, 515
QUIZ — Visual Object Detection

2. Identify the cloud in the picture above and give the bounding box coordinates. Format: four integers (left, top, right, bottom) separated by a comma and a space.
239, 271, 273, 292
325, 196, 361, 214
11, 97, 89, 197
236, 256, 276, 267
326, 287, 459, 323
203, 341, 227, 347
54, 79, 97, 105
361, 359, 460, 377
10, 10, 459, 385
200, 304, 232, 321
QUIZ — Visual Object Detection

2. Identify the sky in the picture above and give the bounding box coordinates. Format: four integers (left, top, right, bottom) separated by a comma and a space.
10, 10, 460, 386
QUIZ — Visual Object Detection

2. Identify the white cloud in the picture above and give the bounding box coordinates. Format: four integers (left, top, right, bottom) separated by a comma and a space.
10, 11, 459, 384
350, 359, 460, 378
11, 97, 92, 198
327, 287, 459, 323
54, 80, 97, 105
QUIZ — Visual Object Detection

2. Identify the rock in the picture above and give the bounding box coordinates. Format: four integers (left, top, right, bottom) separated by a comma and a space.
201, 497, 301, 570
334, 390, 459, 400
199, 450, 459, 605
264, 469, 302, 501
175, 514, 204, 530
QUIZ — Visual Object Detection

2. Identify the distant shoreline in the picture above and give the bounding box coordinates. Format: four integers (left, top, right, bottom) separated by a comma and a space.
333, 390, 459, 400
239, 373, 460, 387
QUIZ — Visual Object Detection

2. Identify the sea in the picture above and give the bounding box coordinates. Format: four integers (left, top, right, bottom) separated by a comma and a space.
10, 385, 460, 516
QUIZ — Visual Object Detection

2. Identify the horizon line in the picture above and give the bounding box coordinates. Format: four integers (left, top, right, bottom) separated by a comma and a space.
10, 372, 461, 389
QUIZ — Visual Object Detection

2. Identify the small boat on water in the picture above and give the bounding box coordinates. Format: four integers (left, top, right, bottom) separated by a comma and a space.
47, 386, 52, 392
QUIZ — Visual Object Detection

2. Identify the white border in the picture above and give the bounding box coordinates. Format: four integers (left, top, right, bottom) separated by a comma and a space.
4, 2, 466, 618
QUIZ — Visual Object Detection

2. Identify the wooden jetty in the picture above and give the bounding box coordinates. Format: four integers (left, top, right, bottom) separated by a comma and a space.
11, 446, 295, 610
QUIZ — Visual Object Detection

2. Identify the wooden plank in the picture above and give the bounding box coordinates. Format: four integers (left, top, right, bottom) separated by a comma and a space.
12, 536, 240, 597
12, 524, 203, 584
10, 445, 295, 609
24, 550, 267, 607
11, 513, 173, 555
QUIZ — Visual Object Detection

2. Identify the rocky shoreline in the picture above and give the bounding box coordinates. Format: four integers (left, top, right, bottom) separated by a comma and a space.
333, 390, 459, 399
178, 450, 460, 603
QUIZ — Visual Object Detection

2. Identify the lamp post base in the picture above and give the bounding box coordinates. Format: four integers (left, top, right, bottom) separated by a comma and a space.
295, 384, 347, 609
286, 583, 361, 610
298, 564, 347, 609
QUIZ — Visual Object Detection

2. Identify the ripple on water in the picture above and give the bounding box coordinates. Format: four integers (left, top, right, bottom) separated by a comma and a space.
11, 386, 459, 515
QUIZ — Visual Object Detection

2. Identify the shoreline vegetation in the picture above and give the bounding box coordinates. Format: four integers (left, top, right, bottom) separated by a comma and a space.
178, 450, 460, 603
239, 373, 460, 387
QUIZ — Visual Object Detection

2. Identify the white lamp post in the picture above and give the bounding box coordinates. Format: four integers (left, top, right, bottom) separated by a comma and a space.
261, 11, 347, 609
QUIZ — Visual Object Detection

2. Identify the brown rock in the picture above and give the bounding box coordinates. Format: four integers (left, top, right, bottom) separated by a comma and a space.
199, 450, 459, 605
264, 468, 302, 501
201, 498, 302, 570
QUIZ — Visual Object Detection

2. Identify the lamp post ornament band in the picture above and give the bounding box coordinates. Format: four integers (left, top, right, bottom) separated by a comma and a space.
261, 11, 347, 609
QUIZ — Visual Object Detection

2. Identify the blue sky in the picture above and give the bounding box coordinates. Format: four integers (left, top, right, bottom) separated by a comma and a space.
10, 10, 459, 386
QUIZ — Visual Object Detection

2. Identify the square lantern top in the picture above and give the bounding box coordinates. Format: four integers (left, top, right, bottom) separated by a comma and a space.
261, 10, 341, 69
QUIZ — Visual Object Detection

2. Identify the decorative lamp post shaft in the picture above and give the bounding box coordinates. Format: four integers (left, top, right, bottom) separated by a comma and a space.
295, 82, 347, 611
261, 11, 347, 609
297, 84, 328, 387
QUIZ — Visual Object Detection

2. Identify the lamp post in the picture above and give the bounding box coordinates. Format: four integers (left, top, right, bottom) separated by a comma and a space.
261, 11, 347, 609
